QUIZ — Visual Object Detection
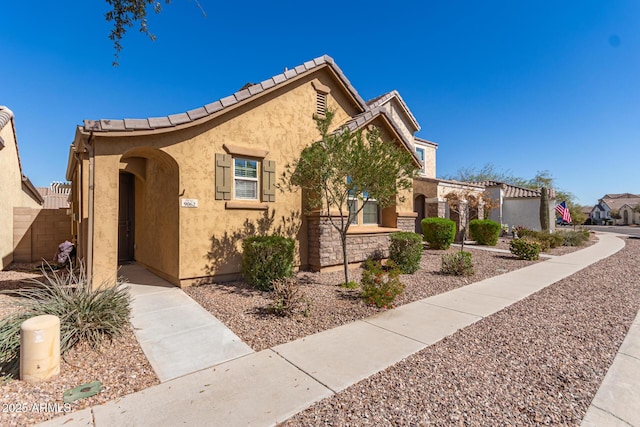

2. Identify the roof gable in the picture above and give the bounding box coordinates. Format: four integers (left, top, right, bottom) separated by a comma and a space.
84, 55, 368, 134
366, 90, 420, 133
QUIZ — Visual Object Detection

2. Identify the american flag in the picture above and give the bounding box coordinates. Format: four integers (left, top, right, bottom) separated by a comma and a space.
555, 201, 572, 223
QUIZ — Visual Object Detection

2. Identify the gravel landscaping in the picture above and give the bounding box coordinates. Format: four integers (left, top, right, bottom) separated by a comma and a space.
0, 265, 159, 427
283, 237, 640, 426
186, 237, 589, 352
0, 234, 596, 426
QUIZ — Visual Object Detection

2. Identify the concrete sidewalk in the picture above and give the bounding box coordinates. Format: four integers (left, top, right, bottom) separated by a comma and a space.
118, 263, 253, 382
40, 233, 633, 427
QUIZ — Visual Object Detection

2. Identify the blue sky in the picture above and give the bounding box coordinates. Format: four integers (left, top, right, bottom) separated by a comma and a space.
1, 1, 638, 206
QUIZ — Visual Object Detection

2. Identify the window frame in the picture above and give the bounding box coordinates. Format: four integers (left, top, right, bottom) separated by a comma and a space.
415, 147, 426, 175
233, 157, 259, 201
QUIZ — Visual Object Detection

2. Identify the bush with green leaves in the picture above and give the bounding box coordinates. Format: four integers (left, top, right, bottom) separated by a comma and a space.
421, 217, 456, 250
509, 237, 541, 260
441, 251, 474, 276
469, 219, 501, 246
360, 259, 404, 308
513, 225, 533, 238
389, 231, 423, 274
268, 277, 310, 318
0, 264, 131, 379
242, 235, 295, 291
556, 229, 590, 247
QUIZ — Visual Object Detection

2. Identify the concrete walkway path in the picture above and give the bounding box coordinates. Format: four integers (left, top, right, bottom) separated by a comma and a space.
117, 263, 253, 382
39, 233, 634, 427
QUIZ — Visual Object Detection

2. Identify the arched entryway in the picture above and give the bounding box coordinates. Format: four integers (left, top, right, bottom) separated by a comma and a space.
623, 209, 629, 225
414, 194, 426, 234
119, 147, 180, 284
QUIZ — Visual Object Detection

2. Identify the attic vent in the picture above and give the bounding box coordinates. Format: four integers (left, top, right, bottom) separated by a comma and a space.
311, 79, 331, 119
316, 92, 327, 117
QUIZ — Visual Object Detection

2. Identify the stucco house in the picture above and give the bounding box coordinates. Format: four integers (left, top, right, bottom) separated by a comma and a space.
0, 106, 44, 269
66, 55, 427, 287
469, 180, 556, 232
591, 193, 640, 225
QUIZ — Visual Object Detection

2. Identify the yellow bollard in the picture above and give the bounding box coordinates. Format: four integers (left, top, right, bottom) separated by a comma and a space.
20, 315, 61, 383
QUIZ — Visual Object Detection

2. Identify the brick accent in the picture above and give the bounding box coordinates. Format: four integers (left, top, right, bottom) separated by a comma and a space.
307, 213, 394, 271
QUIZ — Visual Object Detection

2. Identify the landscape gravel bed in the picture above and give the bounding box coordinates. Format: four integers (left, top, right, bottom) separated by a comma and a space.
283, 237, 640, 426
186, 237, 583, 352
0, 266, 160, 427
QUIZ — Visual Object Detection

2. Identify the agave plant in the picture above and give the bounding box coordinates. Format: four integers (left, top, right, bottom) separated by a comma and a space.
0, 262, 131, 379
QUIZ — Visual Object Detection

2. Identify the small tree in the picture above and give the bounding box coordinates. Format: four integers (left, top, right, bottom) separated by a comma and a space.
284, 111, 417, 285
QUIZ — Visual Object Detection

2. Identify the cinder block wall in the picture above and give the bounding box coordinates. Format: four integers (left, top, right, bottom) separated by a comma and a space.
13, 208, 72, 263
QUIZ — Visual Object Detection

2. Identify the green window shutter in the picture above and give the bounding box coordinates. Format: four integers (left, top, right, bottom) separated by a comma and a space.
215, 153, 232, 200
262, 160, 276, 202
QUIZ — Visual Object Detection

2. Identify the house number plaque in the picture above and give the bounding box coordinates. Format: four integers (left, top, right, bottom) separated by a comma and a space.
181, 199, 198, 208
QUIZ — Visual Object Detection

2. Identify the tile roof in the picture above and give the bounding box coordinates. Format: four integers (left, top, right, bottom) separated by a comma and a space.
36, 183, 71, 209
600, 193, 640, 211
339, 106, 419, 162
470, 180, 556, 199
83, 55, 368, 133
366, 90, 421, 132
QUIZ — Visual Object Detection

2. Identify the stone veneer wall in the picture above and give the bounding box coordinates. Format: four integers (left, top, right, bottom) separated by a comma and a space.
308, 214, 408, 271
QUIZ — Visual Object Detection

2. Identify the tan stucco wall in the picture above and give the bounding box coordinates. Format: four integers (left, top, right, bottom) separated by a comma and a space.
77, 67, 412, 286
1, 119, 42, 269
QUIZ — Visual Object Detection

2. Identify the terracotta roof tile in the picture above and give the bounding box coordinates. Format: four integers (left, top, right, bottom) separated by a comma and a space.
100, 119, 126, 131
204, 101, 224, 114
168, 113, 190, 125
124, 119, 150, 130
187, 107, 208, 121
234, 89, 251, 102
148, 117, 172, 128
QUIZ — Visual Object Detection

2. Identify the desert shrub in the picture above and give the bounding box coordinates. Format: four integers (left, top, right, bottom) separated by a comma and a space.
469, 219, 501, 246
557, 229, 590, 247
441, 251, 474, 276
361, 260, 404, 308
242, 235, 295, 291
513, 225, 533, 238
268, 278, 310, 317
389, 232, 423, 274
0, 264, 130, 378
510, 237, 541, 260
421, 217, 456, 250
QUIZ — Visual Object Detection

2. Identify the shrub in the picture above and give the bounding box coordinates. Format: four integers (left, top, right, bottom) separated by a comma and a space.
0, 264, 131, 378
242, 235, 295, 291
513, 225, 533, 238
530, 231, 563, 251
441, 251, 474, 276
268, 278, 310, 317
469, 219, 501, 246
360, 260, 404, 308
509, 237, 541, 260
556, 229, 590, 247
389, 232, 423, 274
421, 218, 456, 250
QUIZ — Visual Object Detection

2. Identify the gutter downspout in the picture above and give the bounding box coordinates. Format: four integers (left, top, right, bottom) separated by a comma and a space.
86, 133, 95, 285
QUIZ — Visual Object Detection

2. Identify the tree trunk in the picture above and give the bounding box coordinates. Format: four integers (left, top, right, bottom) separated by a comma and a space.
340, 232, 350, 285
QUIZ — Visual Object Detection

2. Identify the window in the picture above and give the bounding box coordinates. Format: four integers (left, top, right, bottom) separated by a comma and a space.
415, 147, 425, 174
234, 158, 258, 200
362, 200, 379, 224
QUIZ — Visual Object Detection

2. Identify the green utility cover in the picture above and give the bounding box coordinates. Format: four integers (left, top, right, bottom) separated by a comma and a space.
63, 381, 102, 403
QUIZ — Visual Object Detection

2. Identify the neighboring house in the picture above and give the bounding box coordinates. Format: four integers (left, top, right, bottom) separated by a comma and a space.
592, 193, 640, 225
66, 55, 423, 287
469, 181, 556, 232
0, 106, 44, 269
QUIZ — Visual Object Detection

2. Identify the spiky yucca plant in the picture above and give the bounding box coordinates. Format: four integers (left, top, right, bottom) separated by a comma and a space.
0, 263, 131, 379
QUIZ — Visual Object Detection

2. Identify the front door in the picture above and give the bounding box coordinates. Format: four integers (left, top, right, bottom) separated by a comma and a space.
118, 173, 135, 262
